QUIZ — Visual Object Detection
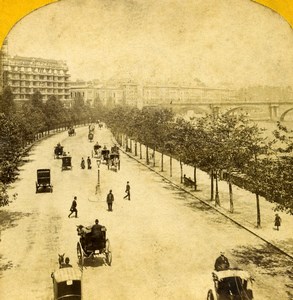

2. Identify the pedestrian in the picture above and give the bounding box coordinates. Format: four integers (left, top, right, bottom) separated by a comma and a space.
87, 156, 92, 169
214, 252, 230, 271
68, 196, 78, 218
123, 181, 131, 200
80, 157, 85, 169
274, 213, 282, 231
106, 189, 114, 211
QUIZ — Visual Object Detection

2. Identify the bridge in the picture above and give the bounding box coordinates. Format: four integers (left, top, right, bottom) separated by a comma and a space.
163, 101, 293, 121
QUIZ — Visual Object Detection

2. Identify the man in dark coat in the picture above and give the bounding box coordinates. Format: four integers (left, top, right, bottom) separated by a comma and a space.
214, 252, 230, 271
68, 196, 78, 218
87, 156, 92, 169
274, 214, 282, 230
91, 219, 104, 248
106, 190, 114, 211
123, 181, 131, 200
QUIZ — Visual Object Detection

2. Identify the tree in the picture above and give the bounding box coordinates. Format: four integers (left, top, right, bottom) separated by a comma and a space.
242, 125, 269, 228
263, 122, 293, 214
30, 90, 44, 111
0, 114, 22, 183
0, 86, 16, 116
44, 95, 67, 129
204, 113, 260, 212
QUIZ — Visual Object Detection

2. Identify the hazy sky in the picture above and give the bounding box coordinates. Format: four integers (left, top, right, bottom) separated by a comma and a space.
6, 0, 293, 87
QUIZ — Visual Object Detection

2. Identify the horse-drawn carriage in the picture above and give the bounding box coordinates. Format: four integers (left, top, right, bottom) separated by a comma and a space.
61, 156, 72, 171
68, 127, 76, 136
207, 269, 254, 300
88, 132, 94, 142
51, 267, 82, 300
92, 142, 102, 158
76, 225, 112, 267
89, 124, 95, 132
107, 152, 120, 172
54, 144, 64, 159
111, 145, 119, 153
101, 148, 110, 164
36, 169, 53, 193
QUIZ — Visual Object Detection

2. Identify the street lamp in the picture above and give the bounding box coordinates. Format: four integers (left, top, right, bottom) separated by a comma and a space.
96, 159, 101, 194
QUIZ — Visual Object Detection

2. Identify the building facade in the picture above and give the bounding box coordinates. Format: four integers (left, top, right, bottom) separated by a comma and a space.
70, 80, 139, 107
142, 83, 237, 106
70, 78, 237, 109
0, 39, 71, 103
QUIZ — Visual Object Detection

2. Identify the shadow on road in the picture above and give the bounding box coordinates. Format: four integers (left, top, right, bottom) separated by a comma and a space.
81, 257, 108, 268
232, 244, 293, 298
0, 210, 32, 231
0, 211, 31, 277
232, 244, 293, 275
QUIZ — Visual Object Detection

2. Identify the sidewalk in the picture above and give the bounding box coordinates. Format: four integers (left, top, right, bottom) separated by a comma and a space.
120, 143, 293, 259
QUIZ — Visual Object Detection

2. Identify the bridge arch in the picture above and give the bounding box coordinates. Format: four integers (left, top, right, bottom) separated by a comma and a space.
280, 107, 293, 121
224, 106, 250, 116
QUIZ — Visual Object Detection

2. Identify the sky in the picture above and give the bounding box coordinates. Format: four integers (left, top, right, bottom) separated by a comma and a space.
6, 0, 293, 88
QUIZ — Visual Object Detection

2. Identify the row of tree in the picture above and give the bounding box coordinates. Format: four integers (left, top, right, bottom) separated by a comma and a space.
0, 89, 292, 220
0, 87, 95, 192
95, 104, 293, 222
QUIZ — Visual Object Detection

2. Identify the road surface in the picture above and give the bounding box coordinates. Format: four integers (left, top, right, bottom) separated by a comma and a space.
0, 125, 292, 299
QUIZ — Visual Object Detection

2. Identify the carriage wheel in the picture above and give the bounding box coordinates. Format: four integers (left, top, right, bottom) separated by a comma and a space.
77, 242, 84, 266
207, 290, 214, 300
105, 239, 112, 266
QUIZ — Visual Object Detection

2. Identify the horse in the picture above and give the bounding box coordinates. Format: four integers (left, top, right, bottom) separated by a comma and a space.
76, 225, 91, 237
58, 253, 65, 268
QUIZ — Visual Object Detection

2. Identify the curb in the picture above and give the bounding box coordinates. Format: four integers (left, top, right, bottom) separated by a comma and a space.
121, 148, 293, 261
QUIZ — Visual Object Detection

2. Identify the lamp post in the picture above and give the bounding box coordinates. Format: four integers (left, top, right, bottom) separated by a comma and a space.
97, 159, 101, 185
96, 159, 101, 194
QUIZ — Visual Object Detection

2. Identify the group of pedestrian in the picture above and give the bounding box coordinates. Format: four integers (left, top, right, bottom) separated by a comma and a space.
80, 157, 91, 169
68, 181, 131, 216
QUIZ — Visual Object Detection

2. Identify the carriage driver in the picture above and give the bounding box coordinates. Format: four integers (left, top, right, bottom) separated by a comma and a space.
214, 252, 230, 271
91, 219, 104, 248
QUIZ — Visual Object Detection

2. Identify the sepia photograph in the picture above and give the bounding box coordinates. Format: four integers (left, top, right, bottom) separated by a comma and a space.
0, 0, 292, 299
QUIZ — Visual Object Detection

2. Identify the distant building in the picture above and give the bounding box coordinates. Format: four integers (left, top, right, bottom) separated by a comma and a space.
0, 39, 71, 103
70, 79, 138, 107
142, 83, 236, 106
69, 79, 237, 108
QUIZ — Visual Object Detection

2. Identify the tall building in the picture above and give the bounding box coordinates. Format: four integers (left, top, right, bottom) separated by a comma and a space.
0, 39, 71, 103
0, 38, 8, 95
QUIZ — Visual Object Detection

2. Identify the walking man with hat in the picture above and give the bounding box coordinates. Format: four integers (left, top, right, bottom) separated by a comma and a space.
106, 190, 114, 211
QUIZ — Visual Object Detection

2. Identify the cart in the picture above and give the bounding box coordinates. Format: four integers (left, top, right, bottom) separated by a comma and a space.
36, 169, 53, 193
88, 132, 94, 142
76, 225, 112, 267
89, 124, 95, 132
62, 156, 72, 171
51, 267, 82, 300
92, 142, 102, 158
111, 145, 119, 153
101, 149, 110, 164
207, 269, 254, 300
107, 152, 120, 172
54, 145, 64, 159
68, 127, 76, 136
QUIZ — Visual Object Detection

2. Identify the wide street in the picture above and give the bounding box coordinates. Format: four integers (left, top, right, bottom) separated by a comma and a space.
0, 125, 292, 299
